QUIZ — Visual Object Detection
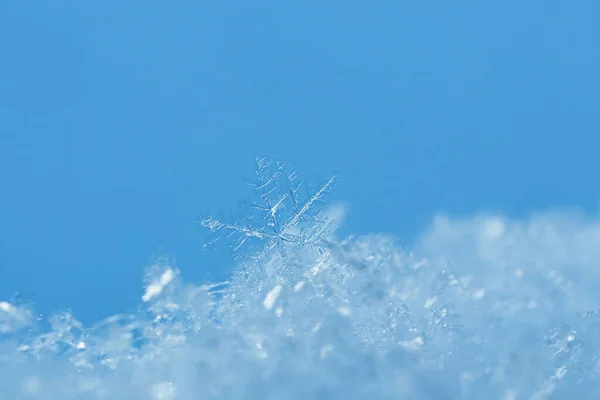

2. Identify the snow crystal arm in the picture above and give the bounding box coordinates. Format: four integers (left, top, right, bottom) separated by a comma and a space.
279, 176, 336, 239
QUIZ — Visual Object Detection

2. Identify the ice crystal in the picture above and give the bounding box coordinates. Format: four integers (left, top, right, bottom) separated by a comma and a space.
200, 157, 337, 272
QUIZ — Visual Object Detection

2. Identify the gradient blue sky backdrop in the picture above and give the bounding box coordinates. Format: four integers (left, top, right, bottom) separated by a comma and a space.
1, 1, 599, 324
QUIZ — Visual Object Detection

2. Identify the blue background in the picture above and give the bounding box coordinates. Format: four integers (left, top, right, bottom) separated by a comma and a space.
1, 1, 599, 324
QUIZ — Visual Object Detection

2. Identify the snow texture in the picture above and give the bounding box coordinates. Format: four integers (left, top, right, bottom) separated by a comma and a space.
1, 158, 600, 399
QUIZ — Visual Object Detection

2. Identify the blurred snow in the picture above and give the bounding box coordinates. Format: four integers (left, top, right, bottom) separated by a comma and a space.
0, 301, 32, 334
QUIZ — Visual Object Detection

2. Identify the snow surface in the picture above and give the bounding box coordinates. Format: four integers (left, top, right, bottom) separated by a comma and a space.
1, 160, 599, 399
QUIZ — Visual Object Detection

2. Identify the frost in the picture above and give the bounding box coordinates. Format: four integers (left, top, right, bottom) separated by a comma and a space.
1, 160, 600, 399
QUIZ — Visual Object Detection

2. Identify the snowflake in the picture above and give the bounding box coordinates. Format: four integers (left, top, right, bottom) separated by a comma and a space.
199, 157, 337, 267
